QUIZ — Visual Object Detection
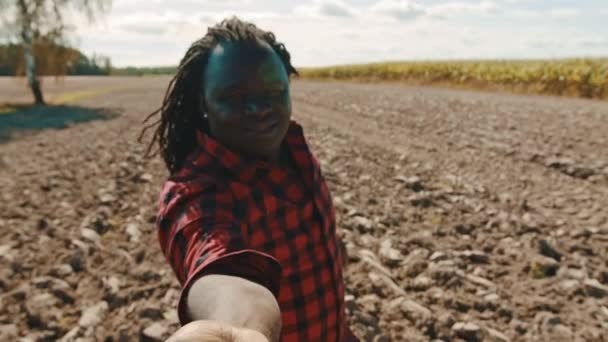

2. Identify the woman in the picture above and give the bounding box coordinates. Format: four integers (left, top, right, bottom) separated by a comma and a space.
140, 17, 357, 342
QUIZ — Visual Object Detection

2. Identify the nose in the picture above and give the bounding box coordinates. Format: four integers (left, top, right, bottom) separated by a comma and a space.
244, 99, 271, 118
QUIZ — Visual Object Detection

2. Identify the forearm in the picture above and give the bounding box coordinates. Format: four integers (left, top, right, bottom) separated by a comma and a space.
186, 274, 282, 342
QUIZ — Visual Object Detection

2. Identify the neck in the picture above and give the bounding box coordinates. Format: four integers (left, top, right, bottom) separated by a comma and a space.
207, 131, 281, 163
242, 147, 281, 164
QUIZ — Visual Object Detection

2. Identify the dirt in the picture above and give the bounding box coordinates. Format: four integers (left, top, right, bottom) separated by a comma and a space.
0, 76, 607, 342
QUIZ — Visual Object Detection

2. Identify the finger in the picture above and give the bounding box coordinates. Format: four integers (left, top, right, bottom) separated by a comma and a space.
232, 327, 270, 342
165, 320, 233, 342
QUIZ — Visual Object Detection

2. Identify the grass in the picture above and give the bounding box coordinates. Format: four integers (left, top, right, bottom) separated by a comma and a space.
0, 105, 17, 115
298, 58, 608, 99
50, 86, 128, 105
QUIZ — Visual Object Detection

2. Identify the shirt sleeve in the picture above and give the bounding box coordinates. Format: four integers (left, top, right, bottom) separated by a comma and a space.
156, 180, 282, 325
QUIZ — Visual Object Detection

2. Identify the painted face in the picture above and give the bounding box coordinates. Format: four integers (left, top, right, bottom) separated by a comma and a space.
202, 40, 292, 161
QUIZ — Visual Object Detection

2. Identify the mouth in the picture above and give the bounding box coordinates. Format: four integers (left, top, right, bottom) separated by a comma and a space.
245, 120, 279, 136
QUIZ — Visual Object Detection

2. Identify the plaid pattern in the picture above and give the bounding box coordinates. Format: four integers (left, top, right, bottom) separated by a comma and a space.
156, 121, 355, 341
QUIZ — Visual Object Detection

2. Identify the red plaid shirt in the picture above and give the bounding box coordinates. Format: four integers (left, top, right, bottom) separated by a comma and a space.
156, 121, 354, 341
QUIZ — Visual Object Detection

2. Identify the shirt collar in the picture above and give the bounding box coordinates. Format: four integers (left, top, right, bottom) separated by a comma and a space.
192, 120, 309, 184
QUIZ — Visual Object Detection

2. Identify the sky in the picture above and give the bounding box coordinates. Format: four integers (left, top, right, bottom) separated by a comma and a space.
66, 0, 608, 67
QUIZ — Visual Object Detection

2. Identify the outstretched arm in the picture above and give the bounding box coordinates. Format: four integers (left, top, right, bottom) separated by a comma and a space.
167, 274, 282, 342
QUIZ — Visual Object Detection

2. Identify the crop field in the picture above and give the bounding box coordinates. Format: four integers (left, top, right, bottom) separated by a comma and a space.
0, 76, 607, 341
300, 59, 608, 99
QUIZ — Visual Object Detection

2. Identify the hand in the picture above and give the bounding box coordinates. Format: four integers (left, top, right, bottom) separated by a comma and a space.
166, 320, 269, 342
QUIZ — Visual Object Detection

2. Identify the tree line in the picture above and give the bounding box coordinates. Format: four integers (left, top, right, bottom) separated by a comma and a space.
0, 41, 112, 76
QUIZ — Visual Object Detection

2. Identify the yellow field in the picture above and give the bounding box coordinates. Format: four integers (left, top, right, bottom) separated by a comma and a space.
49, 86, 128, 104
299, 58, 608, 99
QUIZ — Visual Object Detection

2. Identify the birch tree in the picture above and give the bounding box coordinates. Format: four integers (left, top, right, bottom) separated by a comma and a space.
0, 0, 111, 104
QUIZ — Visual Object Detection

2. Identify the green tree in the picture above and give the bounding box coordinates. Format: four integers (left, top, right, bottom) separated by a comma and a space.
0, 0, 112, 104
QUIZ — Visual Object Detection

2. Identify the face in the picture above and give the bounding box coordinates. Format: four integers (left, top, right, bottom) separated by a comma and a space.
202, 40, 292, 160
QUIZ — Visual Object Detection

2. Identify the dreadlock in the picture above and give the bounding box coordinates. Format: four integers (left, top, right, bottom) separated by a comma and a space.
138, 16, 298, 174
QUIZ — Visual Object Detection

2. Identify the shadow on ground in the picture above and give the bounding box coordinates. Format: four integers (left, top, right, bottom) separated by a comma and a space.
0, 104, 120, 142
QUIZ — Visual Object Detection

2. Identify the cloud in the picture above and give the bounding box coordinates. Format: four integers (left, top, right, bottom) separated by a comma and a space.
525, 31, 608, 56
103, 10, 281, 38
369, 0, 426, 22
112, 0, 254, 14
526, 39, 561, 49
340, 30, 360, 39
295, 0, 357, 19
204, 11, 281, 22
119, 23, 168, 35
579, 37, 608, 49
461, 37, 479, 46
509, 7, 582, 19
318, 0, 356, 17
548, 8, 581, 18
69, 0, 608, 67
112, 12, 204, 36
427, 1, 499, 18
507, 9, 538, 18
297, 0, 500, 22
500, 0, 533, 3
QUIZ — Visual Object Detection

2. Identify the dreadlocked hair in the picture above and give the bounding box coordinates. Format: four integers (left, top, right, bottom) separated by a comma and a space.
138, 16, 298, 174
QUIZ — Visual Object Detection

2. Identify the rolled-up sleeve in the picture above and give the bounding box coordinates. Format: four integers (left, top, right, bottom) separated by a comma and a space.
156, 181, 282, 325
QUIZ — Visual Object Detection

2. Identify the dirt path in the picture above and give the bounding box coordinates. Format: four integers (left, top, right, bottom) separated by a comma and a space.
0, 77, 606, 341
